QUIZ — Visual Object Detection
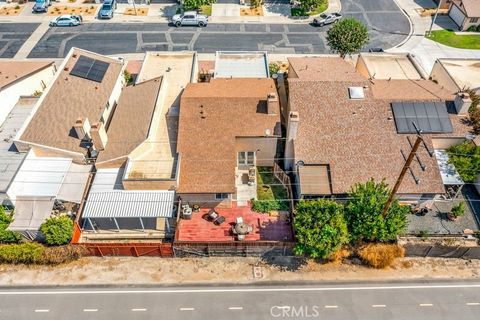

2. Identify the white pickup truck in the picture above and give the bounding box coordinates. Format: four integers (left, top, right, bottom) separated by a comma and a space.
171, 11, 208, 27
313, 13, 342, 27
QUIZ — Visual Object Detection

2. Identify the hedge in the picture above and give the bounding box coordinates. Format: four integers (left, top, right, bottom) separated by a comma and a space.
0, 243, 86, 265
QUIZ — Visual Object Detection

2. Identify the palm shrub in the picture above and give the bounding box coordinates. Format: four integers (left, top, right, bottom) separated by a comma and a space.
40, 216, 74, 246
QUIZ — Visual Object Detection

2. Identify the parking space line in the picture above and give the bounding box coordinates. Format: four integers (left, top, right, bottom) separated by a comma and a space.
419, 304, 433, 307
372, 304, 386, 308
131, 308, 147, 311
228, 306, 243, 310
34, 309, 50, 313
83, 309, 98, 312
180, 307, 195, 311
466, 302, 480, 306
324, 305, 338, 309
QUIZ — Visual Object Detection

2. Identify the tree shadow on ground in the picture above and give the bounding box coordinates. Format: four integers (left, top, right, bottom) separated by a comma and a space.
261, 254, 308, 272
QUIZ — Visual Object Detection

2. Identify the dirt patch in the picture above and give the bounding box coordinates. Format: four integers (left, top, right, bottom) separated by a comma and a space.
0, 5, 24, 16
48, 5, 97, 16
241, 7, 264, 16
0, 256, 479, 286
124, 7, 148, 16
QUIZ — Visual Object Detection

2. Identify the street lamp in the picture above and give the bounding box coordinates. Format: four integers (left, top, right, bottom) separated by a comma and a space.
427, 0, 443, 36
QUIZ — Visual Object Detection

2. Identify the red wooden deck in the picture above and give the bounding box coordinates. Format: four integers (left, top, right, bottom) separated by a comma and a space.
177, 204, 293, 242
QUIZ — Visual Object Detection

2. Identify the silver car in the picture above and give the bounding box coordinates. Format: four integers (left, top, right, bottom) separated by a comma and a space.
171, 11, 208, 27
49, 15, 82, 27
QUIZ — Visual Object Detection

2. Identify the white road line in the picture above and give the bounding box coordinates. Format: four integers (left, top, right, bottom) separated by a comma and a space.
83, 309, 98, 312
324, 305, 338, 309
419, 304, 433, 307
372, 304, 386, 308
466, 302, 480, 306
131, 308, 147, 311
34, 309, 50, 313
179, 307, 195, 311
228, 307, 243, 310
3, 284, 480, 295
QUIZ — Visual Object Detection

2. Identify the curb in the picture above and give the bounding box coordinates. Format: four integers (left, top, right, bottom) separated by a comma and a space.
389, 0, 414, 50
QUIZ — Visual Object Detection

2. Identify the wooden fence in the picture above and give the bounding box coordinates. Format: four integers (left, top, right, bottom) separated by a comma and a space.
273, 162, 295, 213
82, 242, 174, 257
173, 241, 295, 257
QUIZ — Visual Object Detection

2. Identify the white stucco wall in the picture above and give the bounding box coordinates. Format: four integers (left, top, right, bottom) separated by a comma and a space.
0, 65, 55, 125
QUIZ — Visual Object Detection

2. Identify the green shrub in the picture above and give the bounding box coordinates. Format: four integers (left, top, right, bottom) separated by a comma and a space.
269, 63, 280, 77
447, 142, 480, 182
0, 206, 13, 229
251, 199, 285, 213
293, 199, 349, 259
123, 70, 133, 85
40, 216, 74, 246
345, 179, 408, 243
450, 202, 465, 219
0, 229, 22, 244
0, 243, 44, 264
467, 25, 477, 32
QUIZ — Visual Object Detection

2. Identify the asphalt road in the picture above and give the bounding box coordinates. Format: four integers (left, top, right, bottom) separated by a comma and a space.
0, 0, 409, 58
1, 281, 480, 319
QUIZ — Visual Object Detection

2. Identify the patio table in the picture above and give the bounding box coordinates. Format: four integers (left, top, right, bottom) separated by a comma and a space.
234, 222, 252, 235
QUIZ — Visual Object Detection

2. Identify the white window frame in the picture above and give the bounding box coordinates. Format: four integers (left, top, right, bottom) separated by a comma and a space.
215, 193, 229, 200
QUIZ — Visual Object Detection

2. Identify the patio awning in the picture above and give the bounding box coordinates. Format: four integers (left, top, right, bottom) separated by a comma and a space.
57, 163, 92, 203
82, 190, 175, 219
298, 165, 332, 195
7, 198, 54, 232
434, 149, 464, 185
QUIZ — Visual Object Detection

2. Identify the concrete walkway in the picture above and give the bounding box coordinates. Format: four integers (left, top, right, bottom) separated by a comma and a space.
14, 22, 49, 59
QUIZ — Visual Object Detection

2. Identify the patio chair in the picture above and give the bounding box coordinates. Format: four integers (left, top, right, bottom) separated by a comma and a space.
246, 225, 254, 233
231, 225, 238, 235
236, 216, 243, 224
237, 234, 245, 241
213, 216, 225, 226
208, 209, 219, 221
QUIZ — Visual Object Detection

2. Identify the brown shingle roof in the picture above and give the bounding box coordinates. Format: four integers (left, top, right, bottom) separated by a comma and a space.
177, 78, 281, 193
0, 60, 54, 90
19, 48, 123, 155
96, 77, 162, 164
289, 56, 366, 82
289, 57, 472, 195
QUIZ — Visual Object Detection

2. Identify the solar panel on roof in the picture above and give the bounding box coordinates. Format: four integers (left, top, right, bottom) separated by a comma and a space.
69, 55, 110, 83
391, 101, 453, 134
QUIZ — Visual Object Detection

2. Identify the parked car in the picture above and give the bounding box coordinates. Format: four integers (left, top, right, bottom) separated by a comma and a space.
98, 0, 117, 20
312, 13, 342, 27
32, 0, 51, 13
49, 15, 82, 27
171, 11, 208, 27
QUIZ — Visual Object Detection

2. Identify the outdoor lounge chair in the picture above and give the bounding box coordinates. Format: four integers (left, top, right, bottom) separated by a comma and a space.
208, 209, 219, 221
213, 216, 225, 225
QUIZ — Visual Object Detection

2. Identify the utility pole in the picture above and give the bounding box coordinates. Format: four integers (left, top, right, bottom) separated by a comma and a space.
427, 0, 442, 36
382, 135, 423, 217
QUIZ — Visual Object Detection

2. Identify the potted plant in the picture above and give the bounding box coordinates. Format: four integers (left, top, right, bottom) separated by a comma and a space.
448, 202, 465, 221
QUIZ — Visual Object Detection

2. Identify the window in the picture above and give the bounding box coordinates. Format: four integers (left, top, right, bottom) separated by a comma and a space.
215, 193, 229, 200
471, 17, 479, 23
237, 151, 255, 166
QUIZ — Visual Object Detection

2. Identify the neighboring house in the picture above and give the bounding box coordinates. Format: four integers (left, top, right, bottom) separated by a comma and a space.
78, 52, 197, 240
356, 53, 427, 80
449, 0, 480, 30
430, 58, 480, 94
6, 48, 125, 238
433, 0, 453, 9
285, 57, 472, 201
0, 60, 55, 125
176, 78, 281, 208
14, 47, 125, 163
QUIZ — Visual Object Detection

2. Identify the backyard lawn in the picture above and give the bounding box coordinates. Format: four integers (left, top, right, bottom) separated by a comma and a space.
291, 0, 328, 17
427, 30, 480, 49
255, 166, 289, 212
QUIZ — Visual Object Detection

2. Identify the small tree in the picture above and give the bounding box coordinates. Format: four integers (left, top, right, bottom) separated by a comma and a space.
326, 18, 369, 58
40, 216, 74, 246
345, 179, 408, 243
447, 141, 480, 182
298, 0, 317, 12
293, 199, 349, 259
183, 0, 204, 11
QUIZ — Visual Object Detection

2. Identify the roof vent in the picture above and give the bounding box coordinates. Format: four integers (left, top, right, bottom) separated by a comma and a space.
265, 128, 271, 136
349, 87, 365, 99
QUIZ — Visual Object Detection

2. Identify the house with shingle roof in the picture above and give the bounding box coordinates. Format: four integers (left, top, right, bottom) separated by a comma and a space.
176, 78, 281, 208
285, 57, 473, 201
0, 60, 55, 125
449, 0, 480, 30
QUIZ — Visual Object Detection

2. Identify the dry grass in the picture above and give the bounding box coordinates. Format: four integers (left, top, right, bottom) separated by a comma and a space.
240, 7, 263, 16
0, 5, 24, 16
328, 248, 352, 264
416, 8, 449, 17
124, 8, 148, 16
357, 243, 405, 269
48, 5, 97, 16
